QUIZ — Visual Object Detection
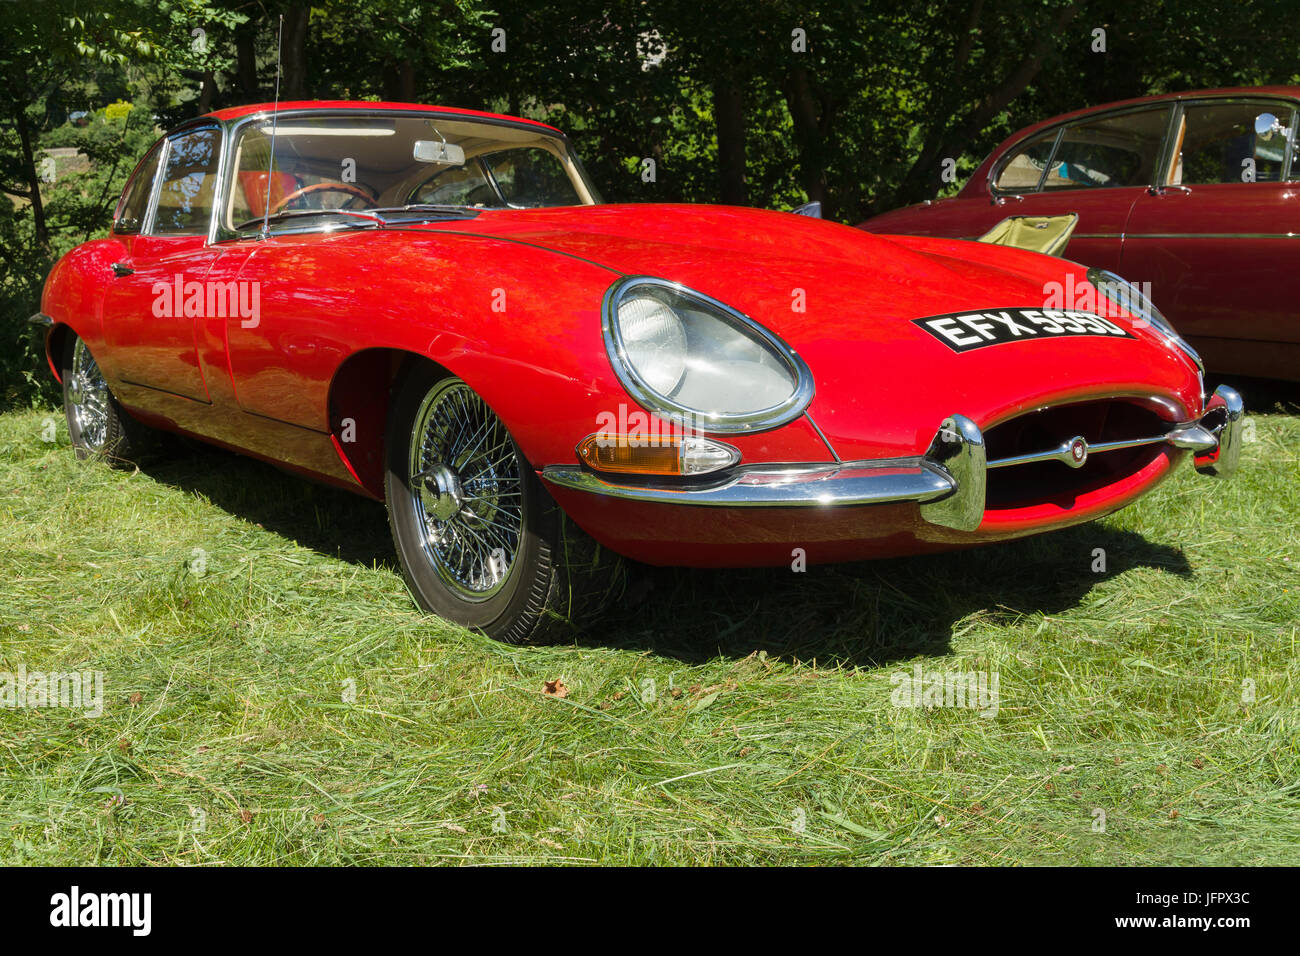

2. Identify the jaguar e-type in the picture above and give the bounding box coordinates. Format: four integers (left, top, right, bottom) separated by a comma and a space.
34, 101, 1244, 642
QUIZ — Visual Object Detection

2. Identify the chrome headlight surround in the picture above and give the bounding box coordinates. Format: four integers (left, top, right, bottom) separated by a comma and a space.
601, 275, 815, 433
1086, 267, 1204, 375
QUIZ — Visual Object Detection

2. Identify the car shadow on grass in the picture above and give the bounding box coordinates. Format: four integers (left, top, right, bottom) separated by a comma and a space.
137, 439, 397, 569
586, 524, 1192, 668
133, 437, 1191, 670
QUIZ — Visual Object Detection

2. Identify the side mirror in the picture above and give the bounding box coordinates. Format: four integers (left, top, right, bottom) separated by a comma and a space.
413, 140, 466, 166
1255, 112, 1279, 138
791, 201, 822, 218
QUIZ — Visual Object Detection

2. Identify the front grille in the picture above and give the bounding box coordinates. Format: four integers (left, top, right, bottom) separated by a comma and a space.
983, 399, 1172, 511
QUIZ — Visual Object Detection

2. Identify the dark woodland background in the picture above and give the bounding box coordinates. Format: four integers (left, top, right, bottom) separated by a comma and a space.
3, 0, 1298, 406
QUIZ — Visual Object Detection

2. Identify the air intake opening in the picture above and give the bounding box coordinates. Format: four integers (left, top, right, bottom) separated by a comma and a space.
984, 399, 1173, 511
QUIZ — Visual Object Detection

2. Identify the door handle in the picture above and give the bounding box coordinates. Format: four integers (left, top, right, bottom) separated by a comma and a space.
111, 262, 134, 277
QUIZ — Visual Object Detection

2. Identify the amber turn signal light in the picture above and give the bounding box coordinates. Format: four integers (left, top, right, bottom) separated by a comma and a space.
576, 433, 740, 477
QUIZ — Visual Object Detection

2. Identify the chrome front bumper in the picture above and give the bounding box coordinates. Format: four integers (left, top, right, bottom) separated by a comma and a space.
541, 385, 1244, 532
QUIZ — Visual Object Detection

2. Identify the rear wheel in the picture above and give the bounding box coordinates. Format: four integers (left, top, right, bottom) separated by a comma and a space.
61, 334, 147, 465
384, 365, 623, 644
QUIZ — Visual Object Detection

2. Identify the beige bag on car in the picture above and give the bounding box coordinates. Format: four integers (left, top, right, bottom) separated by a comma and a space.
977, 213, 1079, 256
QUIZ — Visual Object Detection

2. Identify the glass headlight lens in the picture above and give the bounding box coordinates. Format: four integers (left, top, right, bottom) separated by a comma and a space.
616, 293, 687, 395
1087, 267, 1204, 373
604, 278, 813, 432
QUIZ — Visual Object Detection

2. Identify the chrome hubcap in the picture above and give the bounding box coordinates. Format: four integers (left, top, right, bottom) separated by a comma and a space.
69, 338, 110, 451
408, 380, 523, 601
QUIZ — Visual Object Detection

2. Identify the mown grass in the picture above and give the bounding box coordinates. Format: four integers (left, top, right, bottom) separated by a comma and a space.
1, 382, 1298, 865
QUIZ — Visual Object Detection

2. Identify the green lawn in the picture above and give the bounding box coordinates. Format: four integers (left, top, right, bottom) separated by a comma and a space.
1, 390, 1297, 866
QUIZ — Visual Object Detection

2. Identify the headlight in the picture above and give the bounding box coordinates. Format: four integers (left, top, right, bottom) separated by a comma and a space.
1087, 267, 1204, 373
602, 276, 814, 432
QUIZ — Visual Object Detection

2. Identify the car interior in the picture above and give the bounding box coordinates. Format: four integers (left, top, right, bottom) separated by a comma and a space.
223, 115, 593, 229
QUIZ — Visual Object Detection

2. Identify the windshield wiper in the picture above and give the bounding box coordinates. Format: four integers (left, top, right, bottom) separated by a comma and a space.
368, 204, 483, 220
233, 208, 385, 232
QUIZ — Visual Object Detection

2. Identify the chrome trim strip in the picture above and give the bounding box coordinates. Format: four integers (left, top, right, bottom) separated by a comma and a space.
802, 411, 841, 463
1125, 232, 1300, 240
601, 275, 816, 434
1014, 232, 1300, 241
542, 457, 954, 508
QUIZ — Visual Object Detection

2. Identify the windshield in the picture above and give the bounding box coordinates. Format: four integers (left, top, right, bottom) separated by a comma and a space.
224, 113, 598, 232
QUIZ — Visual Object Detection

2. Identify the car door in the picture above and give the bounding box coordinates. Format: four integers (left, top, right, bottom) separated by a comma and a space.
985, 104, 1173, 272
101, 124, 226, 403
1120, 97, 1300, 350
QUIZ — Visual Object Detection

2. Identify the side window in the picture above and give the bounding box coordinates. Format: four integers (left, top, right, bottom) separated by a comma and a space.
1040, 107, 1170, 190
112, 141, 164, 235
1172, 101, 1298, 185
992, 132, 1058, 192
152, 127, 222, 235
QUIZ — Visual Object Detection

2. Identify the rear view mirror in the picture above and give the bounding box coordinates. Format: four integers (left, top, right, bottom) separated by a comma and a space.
1255, 112, 1279, 138
413, 140, 466, 166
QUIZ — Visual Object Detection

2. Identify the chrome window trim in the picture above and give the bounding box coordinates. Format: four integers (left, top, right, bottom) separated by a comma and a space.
111, 137, 166, 236
210, 107, 594, 244
1160, 95, 1300, 186
987, 93, 1300, 198
1032, 127, 1065, 192
600, 275, 816, 435
988, 103, 1174, 198
140, 136, 170, 236
143, 121, 224, 239
1285, 106, 1299, 181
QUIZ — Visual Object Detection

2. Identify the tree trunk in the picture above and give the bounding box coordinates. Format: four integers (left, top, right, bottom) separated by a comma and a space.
783, 65, 829, 211
893, 1, 1079, 207
383, 59, 417, 102
281, 5, 310, 99
197, 69, 217, 114
235, 21, 259, 99
713, 74, 747, 206
13, 105, 49, 253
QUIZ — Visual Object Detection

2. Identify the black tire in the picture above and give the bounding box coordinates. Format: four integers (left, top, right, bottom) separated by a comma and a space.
61, 333, 149, 466
384, 364, 624, 644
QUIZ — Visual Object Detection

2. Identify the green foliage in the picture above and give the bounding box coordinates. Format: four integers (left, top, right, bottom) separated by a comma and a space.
3, 0, 1300, 404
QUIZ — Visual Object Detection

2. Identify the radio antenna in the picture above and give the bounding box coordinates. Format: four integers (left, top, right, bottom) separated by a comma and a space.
260, 13, 285, 239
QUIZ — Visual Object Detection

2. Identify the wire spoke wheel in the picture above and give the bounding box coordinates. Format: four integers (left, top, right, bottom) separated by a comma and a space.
67, 337, 111, 451
407, 379, 523, 601
386, 366, 623, 643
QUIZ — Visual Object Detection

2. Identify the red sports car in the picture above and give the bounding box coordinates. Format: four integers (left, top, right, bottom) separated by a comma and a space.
859, 86, 1300, 381
35, 101, 1243, 643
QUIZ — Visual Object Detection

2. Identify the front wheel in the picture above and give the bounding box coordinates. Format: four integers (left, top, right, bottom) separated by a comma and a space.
384, 366, 623, 644
61, 334, 148, 465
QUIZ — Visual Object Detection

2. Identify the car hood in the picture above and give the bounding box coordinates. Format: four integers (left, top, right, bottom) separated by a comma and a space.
414, 204, 1204, 459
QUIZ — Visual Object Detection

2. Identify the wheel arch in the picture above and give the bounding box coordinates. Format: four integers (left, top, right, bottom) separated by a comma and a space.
46, 322, 75, 383
325, 347, 454, 499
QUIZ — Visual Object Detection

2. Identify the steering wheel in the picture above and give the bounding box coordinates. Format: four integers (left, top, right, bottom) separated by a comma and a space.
271, 181, 377, 214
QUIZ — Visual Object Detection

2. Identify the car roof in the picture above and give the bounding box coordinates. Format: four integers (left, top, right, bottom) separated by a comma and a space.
963, 85, 1300, 197
201, 100, 565, 135
1011, 85, 1300, 132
